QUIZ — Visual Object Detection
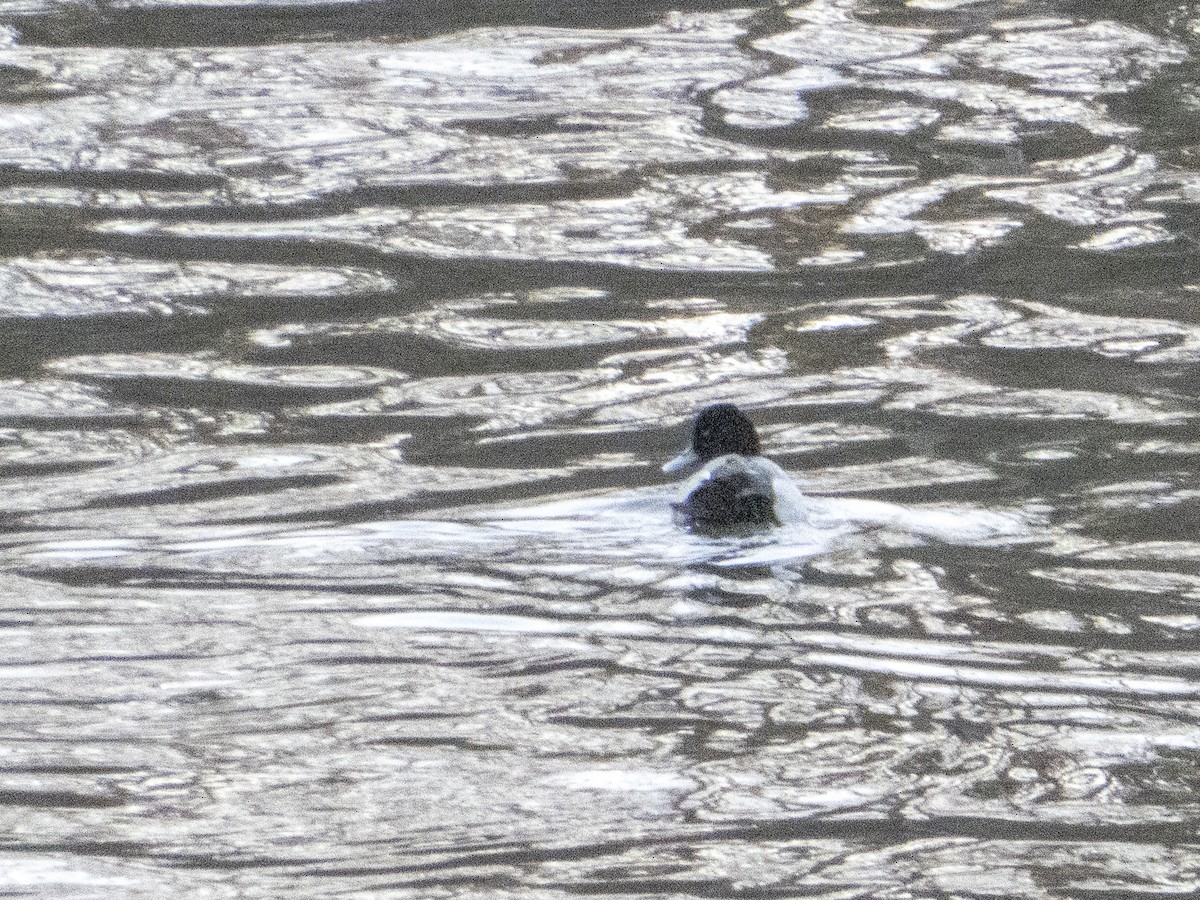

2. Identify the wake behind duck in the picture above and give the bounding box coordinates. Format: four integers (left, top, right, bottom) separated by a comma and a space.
658, 403, 1028, 562
477, 403, 1029, 569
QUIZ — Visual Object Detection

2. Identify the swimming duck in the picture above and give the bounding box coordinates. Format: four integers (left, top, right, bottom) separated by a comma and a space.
664, 403, 801, 533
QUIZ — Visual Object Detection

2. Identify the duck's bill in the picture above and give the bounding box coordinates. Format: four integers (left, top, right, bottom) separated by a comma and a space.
662, 447, 698, 474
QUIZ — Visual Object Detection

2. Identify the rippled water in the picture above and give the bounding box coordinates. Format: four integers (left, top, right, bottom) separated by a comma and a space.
2, 0, 1200, 896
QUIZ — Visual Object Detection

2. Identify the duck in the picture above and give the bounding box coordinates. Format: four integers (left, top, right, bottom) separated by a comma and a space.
664, 403, 804, 533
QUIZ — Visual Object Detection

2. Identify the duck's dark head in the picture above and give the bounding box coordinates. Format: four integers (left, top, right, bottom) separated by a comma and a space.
663, 403, 762, 474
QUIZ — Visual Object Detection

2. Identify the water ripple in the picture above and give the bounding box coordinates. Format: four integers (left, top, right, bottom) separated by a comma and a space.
1, 0, 1200, 896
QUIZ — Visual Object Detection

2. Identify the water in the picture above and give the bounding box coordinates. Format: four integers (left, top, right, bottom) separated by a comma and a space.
1, 0, 1200, 896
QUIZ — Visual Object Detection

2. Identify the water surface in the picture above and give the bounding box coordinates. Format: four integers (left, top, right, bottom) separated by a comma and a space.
1, 0, 1200, 897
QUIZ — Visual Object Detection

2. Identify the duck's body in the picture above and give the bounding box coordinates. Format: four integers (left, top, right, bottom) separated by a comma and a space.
665, 404, 804, 533
677, 454, 779, 532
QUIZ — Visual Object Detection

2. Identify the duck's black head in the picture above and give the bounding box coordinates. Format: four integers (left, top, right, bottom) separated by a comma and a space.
690, 403, 761, 462
663, 403, 762, 474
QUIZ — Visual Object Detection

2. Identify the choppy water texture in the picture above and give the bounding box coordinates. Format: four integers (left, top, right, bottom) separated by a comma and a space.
2, 0, 1200, 896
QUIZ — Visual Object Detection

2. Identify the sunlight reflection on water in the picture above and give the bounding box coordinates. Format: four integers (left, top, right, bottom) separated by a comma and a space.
2, 0, 1200, 896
